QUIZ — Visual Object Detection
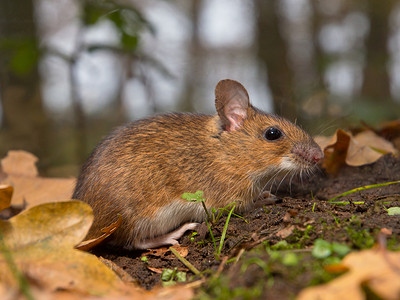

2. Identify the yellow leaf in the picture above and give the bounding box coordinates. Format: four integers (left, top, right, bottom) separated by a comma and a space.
0, 185, 13, 212
297, 249, 400, 300
0, 201, 122, 296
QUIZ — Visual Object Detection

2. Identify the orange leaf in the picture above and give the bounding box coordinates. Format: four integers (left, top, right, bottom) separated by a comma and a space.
321, 129, 351, 174
75, 215, 122, 251
0, 184, 13, 212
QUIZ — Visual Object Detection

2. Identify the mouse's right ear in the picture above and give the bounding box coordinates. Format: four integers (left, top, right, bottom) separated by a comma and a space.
215, 79, 250, 132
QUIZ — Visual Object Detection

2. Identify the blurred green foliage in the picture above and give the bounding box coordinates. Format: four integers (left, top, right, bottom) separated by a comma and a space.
83, 0, 153, 52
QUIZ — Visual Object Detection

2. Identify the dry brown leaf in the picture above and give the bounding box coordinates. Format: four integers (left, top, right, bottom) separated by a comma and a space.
170, 244, 189, 258
0, 184, 13, 212
377, 119, 400, 142
144, 247, 171, 257
4, 176, 75, 208
148, 266, 164, 274
0, 201, 123, 296
347, 130, 396, 166
318, 129, 351, 174
276, 225, 295, 239
75, 215, 122, 251
297, 249, 400, 300
0, 151, 75, 209
316, 129, 397, 174
1, 150, 38, 177
143, 245, 189, 260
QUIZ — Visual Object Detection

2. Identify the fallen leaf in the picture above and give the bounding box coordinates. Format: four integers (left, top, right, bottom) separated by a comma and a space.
0, 201, 122, 295
75, 215, 122, 251
144, 247, 171, 257
0, 185, 13, 212
170, 244, 189, 258
377, 119, 400, 144
317, 129, 397, 174
0, 151, 75, 209
1, 150, 38, 177
148, 266, 164, 274
347, 130, 396, 166
297, 249, 400, 300
319, 129, 351, 174
276, 225, 295, 239
143, 245, 189, 260
324, 264, 350, 273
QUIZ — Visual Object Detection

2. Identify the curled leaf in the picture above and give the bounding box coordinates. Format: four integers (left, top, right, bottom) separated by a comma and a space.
0, 185, 13, 212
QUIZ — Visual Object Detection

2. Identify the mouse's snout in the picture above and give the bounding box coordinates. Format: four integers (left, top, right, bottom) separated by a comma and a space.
310, 147, 324, 164
292, 142, 324, 166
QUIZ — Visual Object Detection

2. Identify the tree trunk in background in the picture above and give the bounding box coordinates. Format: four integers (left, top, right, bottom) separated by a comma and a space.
0, 0, 50, 167
179, 0, 203, 112
361, 0, 393, 102
255, 0, 297, 120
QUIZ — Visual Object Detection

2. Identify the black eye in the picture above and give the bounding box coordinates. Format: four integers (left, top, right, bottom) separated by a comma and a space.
264, 127, 282, 141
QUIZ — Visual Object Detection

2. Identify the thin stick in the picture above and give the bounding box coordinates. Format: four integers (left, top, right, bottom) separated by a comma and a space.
169, 246, 202, 276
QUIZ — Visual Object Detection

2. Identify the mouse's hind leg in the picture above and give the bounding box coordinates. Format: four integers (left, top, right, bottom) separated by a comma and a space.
133, 222, 199, 250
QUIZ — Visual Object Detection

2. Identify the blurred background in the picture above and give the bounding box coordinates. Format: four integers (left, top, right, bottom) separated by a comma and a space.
1, 0, 400, 177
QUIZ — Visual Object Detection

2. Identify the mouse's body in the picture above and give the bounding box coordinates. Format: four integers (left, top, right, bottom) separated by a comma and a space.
73, 79, 323, 249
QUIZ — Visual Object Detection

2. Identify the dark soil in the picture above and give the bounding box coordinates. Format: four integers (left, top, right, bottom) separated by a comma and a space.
92, 154, 400, 299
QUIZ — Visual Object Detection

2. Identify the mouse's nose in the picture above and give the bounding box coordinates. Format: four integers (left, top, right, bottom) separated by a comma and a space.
311, 148, 324, 163
292, 143, 324, 165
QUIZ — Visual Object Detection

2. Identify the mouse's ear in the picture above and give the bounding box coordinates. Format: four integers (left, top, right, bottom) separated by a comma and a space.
215, 79, 250, 132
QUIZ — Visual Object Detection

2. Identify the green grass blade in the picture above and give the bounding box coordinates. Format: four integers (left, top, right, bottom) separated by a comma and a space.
217, 205, 236, 256
328, 180, 400, 202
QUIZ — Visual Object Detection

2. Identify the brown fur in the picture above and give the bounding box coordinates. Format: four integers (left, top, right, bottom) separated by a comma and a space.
73, 79, 323, 249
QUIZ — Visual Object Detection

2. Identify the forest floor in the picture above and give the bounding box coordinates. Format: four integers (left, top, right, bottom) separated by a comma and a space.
92, 154, 400, 299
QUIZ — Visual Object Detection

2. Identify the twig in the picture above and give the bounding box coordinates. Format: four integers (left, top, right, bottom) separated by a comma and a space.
169, 246, 202, 277
215, 256, 228, 277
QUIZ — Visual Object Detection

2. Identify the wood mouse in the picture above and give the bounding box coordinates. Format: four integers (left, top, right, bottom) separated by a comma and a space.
73, 79, 323, 250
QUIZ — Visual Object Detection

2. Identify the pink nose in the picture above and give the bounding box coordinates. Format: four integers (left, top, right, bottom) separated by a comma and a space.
311, 149, 324, 163
292, 144, 324, 165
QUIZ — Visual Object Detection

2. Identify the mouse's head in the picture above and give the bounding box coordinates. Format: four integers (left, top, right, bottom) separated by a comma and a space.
215, 79, 323, 181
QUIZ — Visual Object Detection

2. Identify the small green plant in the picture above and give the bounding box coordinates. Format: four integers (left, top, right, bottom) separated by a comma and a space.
161, 267, 187, 286
328, 212, 340, 225
345, 227, 375, 249
312, 239, 350, 260
384, 206, 400, 216
140, 256, 148, 263
190, 231, 198, 241
182, 191, 236, 258
182, 191, 217, 251
312, 202, 316, 212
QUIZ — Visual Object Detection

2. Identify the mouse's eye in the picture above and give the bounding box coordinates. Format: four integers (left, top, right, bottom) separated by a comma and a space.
264, 127, 283, 141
